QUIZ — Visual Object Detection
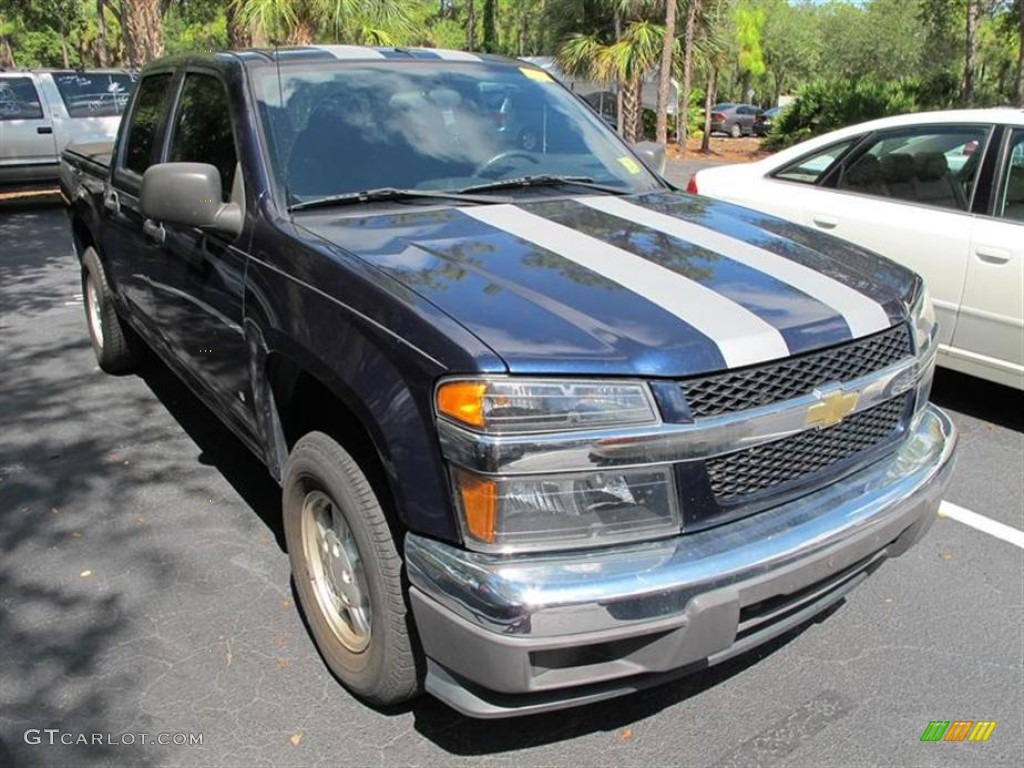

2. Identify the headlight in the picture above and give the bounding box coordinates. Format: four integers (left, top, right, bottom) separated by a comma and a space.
435, 378, 658, 433
911, 281, 937, 357
436, 377, 678, 552
451, 465, 680, 552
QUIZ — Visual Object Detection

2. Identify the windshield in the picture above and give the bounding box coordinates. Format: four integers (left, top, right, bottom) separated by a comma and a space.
251, 60, 662, 205
52, 71, 136, 118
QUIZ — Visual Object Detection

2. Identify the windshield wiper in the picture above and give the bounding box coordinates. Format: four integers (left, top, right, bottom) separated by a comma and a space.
456, 175, 627, 195
288, 187, 507, 212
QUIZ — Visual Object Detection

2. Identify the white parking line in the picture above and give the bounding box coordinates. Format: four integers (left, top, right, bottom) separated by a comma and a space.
939, 501, 1024, 550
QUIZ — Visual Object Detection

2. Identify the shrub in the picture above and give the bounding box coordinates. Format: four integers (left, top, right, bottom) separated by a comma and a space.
763, 78, 920, 151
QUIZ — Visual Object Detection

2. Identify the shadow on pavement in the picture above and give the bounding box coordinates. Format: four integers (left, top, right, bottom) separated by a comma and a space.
1, 205, 169, 767
931, 368, 1023, 432
137, 352, 286, 551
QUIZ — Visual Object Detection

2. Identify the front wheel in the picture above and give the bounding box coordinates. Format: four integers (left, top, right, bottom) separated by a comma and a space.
283, 431, 421, 706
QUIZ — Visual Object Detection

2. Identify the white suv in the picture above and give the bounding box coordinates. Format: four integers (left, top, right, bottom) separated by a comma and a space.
0, 69, 135, 187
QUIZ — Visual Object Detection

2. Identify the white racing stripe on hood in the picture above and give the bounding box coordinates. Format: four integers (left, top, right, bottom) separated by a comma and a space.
462, 205, 790, 368
429, 50, 483, 61
581, 196, 891, 337
311, 45, 387, 59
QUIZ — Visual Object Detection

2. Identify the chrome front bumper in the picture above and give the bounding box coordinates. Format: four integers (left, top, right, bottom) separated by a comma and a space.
406, 405, 957, 718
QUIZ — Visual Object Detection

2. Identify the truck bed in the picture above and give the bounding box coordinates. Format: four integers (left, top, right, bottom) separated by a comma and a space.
63, 141, 114, 176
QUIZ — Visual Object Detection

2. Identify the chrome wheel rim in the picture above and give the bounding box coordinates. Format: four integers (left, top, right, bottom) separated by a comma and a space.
301, 489, 372, 653
85, 275, 104, 350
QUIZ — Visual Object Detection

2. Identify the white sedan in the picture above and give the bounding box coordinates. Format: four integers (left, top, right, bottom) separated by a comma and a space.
689, 108, 1024, 390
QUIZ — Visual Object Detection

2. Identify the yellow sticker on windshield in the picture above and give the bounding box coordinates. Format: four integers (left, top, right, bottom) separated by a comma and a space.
617, 156, 642, 175
519, 67, 554, 83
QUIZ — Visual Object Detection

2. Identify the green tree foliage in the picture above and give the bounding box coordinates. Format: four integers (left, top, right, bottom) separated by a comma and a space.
733, 0, 764, 97
0, 0, 1018, 124
764, 78, 921, 150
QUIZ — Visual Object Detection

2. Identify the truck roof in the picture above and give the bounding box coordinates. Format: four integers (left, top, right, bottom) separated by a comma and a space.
170, 45, 511, 68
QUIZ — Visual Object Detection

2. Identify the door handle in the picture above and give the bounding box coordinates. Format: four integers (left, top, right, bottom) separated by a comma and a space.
811, 214, 839, 229
975, 246, 1011, 265
143, 219, 165, 245
102, 190, 119, 215
37, 125, 53, 134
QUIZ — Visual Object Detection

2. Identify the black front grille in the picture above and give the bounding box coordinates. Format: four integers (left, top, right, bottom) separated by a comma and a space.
707, 395, 906, 501
682, 325, 912, 418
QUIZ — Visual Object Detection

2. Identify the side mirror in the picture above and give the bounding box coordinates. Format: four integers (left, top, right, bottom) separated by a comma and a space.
140, 162, 242, 238
632, 141, 667, 177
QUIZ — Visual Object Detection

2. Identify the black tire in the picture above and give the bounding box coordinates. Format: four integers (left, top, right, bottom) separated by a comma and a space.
283, 431, 420, 706
81, 246, 139, 374
729, 122, 742, 139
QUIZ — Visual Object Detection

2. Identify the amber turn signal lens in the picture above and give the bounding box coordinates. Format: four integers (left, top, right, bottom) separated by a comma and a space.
436, 380, 487, 428
454, 469, 497, 544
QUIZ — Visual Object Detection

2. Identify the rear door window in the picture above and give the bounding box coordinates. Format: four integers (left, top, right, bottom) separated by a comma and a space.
836, 126, 990, 211
122, 73, 174, 176
52, 71, 137, 118
0, 77, 44, 120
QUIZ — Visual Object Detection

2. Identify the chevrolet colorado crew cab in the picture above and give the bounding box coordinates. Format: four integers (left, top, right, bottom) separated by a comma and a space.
60, 47, 956, 718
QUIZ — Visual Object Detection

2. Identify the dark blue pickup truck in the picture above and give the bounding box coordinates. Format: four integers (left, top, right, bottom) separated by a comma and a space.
60, 46, 956, 718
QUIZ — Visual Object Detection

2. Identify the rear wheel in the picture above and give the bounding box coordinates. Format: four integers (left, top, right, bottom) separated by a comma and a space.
729, 122, 742, 139
82, 247, 139, 374
283, 431, 420, 706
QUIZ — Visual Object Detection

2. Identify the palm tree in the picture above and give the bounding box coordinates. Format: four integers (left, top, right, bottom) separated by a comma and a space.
118, 0, 164, 67
559, 18, 663, 143
235, 0, 414, 46
677, 0, 702, 147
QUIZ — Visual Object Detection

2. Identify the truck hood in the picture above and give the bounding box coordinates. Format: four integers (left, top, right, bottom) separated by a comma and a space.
296, 192, 915, 377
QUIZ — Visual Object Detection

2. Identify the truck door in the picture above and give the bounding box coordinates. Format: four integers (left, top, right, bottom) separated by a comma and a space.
0, 75, 58, 182
150, 69, 254, 440
103, 70, 177, 329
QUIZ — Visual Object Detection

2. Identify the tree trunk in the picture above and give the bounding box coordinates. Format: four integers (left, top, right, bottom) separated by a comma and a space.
119, 0, 164, 68
621, 78, 643, 143
482, 0, 496, 53
96, 0, 110, 66
288, 18, 316, 45
701, 68, 716, 153
226, 3, 252, 49
656, 1, 677, 145
467, 0, 476, 51
0, 35, 15, 68
678, 0, 700, 148
59, 19, 70, 68
614, 6, 624, 135
962, 0, 979, 105
1016, 3, 1024, 107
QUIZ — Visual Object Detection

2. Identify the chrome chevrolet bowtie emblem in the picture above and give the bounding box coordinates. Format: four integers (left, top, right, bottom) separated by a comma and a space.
806, 387, 859, 428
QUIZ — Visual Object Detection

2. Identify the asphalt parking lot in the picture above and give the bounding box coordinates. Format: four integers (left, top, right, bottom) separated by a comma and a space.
1, 194, 1021, 768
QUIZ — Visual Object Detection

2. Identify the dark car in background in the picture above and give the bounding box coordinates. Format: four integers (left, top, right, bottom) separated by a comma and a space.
754, 105, 783, 137
709, 102, 763, 138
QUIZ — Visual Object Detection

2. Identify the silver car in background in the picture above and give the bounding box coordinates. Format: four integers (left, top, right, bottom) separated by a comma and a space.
0, 69, 136, 187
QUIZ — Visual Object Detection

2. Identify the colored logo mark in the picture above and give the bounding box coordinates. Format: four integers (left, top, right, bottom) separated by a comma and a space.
920, 720, 997, 742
